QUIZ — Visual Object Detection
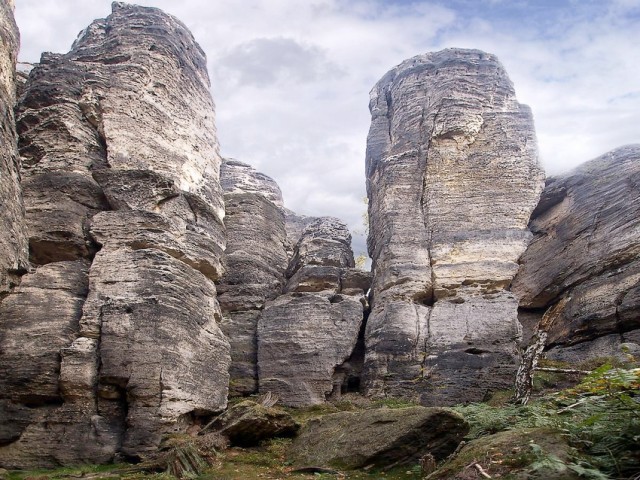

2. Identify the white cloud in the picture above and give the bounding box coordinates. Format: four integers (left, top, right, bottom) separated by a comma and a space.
15, 0, 640, 258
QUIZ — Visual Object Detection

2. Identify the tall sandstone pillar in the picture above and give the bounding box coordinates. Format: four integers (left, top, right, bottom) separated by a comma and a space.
0, 3, 229, 467
0, 0, 27, 293
364, 49, 544, 405
217, 159, 289, 396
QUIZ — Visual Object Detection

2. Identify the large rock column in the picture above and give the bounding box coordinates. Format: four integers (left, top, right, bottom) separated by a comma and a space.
0, 0, 27, 293
363, 49, 544, 405
0, 3, 229, 467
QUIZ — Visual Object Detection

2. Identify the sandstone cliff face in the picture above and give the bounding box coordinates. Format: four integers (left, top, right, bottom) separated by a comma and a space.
218, 160, 369, 403
258, 217, 370, 406
513, 145, 640, 363
217, 159, 288, 395
364, 49, 544, 405
0, 0, 27, 293
0, 3, 229, 467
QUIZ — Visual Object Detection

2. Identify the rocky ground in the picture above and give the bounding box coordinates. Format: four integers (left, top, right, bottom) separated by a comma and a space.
1, 356, 638, 480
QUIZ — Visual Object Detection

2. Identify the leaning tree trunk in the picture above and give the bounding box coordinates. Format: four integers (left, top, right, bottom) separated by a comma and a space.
512, 298, 567, 404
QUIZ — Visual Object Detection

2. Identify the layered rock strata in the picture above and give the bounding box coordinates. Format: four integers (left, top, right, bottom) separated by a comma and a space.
513, 145, 640, 364
0, 3, 229, 467
258, 218, 370, 407
363, 48, 544, 405
0, 0, 27, 293
217, 159, 288, 395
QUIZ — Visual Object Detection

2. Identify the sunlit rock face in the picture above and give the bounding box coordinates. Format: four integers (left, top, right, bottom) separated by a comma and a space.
513, 145, 640, 364
363, 48, 544, 405
0, 0, 27, 293
0, 3, 229, 467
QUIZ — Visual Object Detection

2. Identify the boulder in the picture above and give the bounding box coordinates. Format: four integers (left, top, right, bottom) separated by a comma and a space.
210, 400, 299, 447
287, 406, 468, 469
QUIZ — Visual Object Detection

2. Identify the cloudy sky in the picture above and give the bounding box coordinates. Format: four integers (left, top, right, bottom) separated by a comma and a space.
15, 0, 640, 257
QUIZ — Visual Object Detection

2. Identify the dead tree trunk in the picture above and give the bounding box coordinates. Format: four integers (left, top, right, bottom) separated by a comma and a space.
512, 298, 567, 405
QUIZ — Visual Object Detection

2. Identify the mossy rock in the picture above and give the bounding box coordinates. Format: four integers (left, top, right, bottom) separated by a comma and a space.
287, 406, 468, 470
212, 400, 300, 447
426, 427, 586, 480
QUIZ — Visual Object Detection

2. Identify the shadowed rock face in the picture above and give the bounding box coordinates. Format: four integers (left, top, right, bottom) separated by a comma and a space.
0, 0, 27, 293
258, 218, 370, 407
513, 145, 640, 363
0, 3, 230, 467
363, 48, 544, 405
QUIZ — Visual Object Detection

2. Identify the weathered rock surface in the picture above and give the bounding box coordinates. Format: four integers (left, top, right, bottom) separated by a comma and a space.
220, 159, 284, 208
209, 400, 299, 447
287, 406, 468, 469
364, 48, 544, 404
283, 208, 316, 257
0, 261, 122, 467
258, 218, 369, 406
427, 427, 582, 480
79, 248, 230, 457
513, 145, 640, 363
217, 159, 288, 395
0, 0, 27, 292
0, 3, 229, 467
217, 160, 369, 402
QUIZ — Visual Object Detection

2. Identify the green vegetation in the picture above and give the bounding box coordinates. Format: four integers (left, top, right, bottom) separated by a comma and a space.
442, 364, 640, 479
2, 365, 637, 480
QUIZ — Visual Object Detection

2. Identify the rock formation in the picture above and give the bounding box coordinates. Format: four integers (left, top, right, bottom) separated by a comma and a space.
288, 406, 468, 469
217, 159, 288, 395
208, 399, 299, 447
218, 160, 369, 404
363, 48, 544, 405
3, 0, 636, 471
0, 3, 229, 467
513, 145, 640, 364
0, 0, 27, 293
258, 218, 370, 406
